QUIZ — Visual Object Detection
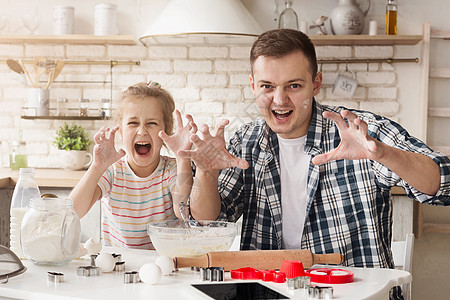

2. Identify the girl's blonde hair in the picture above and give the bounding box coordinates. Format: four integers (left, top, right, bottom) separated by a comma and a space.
116, 82, 175, 135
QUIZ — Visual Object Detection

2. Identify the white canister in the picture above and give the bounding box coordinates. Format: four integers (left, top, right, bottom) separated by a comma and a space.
27, 88, 49, 116
94, 3, 118, 36
53, 6, 74, 35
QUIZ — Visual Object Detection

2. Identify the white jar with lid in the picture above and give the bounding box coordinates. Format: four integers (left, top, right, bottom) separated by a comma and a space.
94, 3, 118, 36
53, 5, 74, 35
21, 198, 81, 265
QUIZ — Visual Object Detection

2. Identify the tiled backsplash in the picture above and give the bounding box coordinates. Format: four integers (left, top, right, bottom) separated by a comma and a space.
0, 42, 398, 168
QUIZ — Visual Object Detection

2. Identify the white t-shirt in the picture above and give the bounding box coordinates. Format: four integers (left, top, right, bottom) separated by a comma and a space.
277, 135, 310, 249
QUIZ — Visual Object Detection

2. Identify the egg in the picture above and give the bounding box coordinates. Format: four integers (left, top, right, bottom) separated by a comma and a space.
84, 238, 102, 256
96, 253, 116, 272
139, 263, 162, 284
155, 256, 174, 276
77, 243, 88, 258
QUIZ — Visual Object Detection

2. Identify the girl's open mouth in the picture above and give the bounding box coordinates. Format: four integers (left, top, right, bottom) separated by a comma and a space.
272, 110, 293, 120
134, 142, 151, 156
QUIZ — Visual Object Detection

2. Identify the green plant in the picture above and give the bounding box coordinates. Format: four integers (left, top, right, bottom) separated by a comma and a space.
53, 123, 92, 151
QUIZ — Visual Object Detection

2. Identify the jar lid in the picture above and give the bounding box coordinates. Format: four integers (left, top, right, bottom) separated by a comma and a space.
53, 5, 74, 10
79, 98, 89, 102
57, 98, 68, 102
30, 198, 74, 209
95, 3, 117, 9
101, 98, 110, 103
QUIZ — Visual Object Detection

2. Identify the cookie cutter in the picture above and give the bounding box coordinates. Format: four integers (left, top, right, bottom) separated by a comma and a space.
308, 286, 333, 299
287, 276, 311, 290
124, 271, 141, 284
191, 266, 200, 272
112, 253, 122, 262
47, 271, 64, 283
90, 254, 98, 267
200, 267, 224, 282
77, 266, 100, 277
230, 267, 286, 283
305, 268, 354, 284
114, 261, 125, 272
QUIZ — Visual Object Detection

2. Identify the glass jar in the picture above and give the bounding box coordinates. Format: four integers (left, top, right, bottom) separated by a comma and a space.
79, 98, 89, 116
56, 98, 68, 116
21, 198, 81, 265
99, 98, 111, 118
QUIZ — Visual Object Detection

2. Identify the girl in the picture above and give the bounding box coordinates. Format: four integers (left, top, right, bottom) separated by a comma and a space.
70, 81, 196, 249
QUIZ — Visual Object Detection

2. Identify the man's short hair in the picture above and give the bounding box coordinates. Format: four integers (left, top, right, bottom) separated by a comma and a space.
250, 29, 318, 80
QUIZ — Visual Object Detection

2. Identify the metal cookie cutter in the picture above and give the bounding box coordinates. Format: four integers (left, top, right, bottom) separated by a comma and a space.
47, 271, 64, 283
90, 254, 98, 267
112, 253, 122, 262
114, 261, 125, 272
77, 266, 100, 277
124, 271, 141, 284
287, 276, 311, 290
200, 267, 224, 282
308, 286, 333, 299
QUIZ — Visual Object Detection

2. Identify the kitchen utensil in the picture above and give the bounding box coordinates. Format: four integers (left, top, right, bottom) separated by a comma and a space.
51, 60, 65, 84
18, 60, 34, 88
305, 268, 354, 284
0, 245, 27, 283
45, 67, 54, 89
6, 59, 23, 74
174, 249, 343, 271
147, 220, 237, 258
47, 271, 64, 283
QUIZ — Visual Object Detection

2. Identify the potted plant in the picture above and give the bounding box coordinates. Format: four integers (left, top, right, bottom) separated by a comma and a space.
53, 123, 93, 170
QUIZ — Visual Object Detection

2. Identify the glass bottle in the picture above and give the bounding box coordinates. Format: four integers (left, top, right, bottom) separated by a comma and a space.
9, 141, 28, 170
21, 198, 81, 265
10, 168, 41, 259
56, 98, 68, 116
385, 0, 397, 35
278, 0, 298, 30
79, 98, 89, 116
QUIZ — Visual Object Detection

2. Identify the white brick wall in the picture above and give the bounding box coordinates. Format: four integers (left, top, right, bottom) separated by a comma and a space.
0, 41, 400, 168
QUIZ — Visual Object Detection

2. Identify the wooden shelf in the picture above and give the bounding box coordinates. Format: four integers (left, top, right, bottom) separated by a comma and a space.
0, 34, 136, 45
430, 68, 450, 78
310, 34, 422, 46
21, 116, 110, 121
428, 107, 450, 117
0, 34, 422, 47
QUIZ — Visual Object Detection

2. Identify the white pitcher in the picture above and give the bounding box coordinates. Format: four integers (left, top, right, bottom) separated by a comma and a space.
330, 0, 371, 35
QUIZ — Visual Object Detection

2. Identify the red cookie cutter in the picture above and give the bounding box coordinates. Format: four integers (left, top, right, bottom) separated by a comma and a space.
230, 267, 286, 283
305, 268, 354, 284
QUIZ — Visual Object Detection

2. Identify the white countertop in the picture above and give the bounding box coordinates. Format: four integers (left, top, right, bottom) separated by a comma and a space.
0, 247, 412, 300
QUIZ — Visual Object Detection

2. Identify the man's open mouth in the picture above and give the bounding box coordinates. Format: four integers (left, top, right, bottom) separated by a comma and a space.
134, 142, 151, 156
272, 110, 293, 119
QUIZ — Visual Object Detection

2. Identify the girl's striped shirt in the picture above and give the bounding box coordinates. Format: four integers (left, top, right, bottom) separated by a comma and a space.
97, 155, 177, 249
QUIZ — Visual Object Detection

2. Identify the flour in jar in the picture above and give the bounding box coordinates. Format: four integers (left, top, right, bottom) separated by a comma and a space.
21, 212, 79, 263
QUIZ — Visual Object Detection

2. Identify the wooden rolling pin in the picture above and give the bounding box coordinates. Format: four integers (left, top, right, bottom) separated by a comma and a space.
174, 250, 343, 271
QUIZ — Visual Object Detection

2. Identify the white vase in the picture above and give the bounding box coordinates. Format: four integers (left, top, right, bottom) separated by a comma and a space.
61, 150, 93, 170
330, 0, 371, 35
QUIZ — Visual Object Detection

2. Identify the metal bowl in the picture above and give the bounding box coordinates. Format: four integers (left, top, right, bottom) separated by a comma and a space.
147, 220, 238, 258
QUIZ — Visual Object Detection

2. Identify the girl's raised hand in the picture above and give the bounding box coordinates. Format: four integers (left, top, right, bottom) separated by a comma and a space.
92, 126, 126, 169
159, 110, 197, 157
178, 119, 249, 171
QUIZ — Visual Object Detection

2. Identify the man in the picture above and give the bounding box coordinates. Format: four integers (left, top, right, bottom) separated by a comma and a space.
179, 29, 450, 270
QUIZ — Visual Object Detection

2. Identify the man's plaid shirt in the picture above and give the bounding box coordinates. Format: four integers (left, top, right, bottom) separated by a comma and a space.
217, 100, 450, 268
